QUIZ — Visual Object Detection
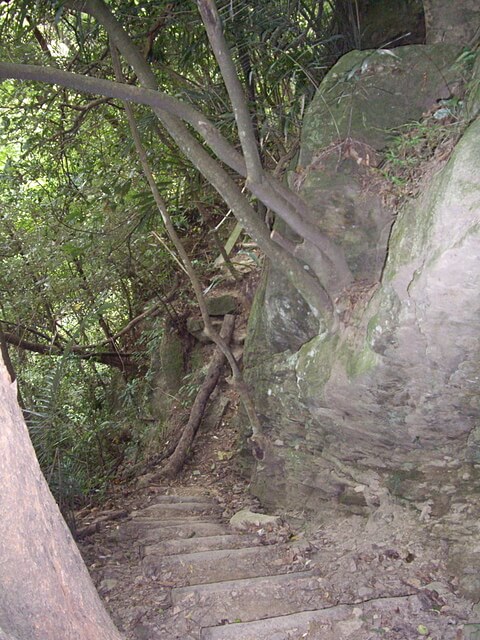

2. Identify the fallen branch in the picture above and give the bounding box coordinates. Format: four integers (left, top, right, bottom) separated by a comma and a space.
160, 314, 235, 478
74, 509, 128, 540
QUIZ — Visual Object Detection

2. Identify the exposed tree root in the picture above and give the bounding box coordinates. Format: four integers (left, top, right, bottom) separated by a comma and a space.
159, 315, 235, 478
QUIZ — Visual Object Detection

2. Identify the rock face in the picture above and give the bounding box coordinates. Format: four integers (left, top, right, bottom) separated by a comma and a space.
424, 0, 480, 44
150, 320, 185, 419
244, 43, 480, 598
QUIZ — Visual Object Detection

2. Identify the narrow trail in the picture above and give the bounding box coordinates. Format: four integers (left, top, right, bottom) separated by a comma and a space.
77, 483, 474, 639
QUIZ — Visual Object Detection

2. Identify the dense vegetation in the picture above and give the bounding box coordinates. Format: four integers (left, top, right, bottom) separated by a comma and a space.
0, 0, 359, 506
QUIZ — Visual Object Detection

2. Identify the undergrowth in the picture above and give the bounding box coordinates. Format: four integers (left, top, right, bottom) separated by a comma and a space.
381, 45, 479, 206
381, 102, 468, 207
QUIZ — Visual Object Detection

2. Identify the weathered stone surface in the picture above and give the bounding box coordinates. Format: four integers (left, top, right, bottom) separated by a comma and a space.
201, 596, 433, 640
248, 115, 480, 506
171, 571, 320, 626
293, 44, 463, 288
229, 509, 280, 530
205, 294, 238, 316
246, 44, 464, 367
143, 544, 301, 585
244, 44, 480, 598
131, 502, 221, 519
424, 0, 480, 44
359, 0, 425, 49
150, 320, 185, 418
300, 44, 461, 164
78, 485, 471, 640
244, 261, 318, 359
142, 533, 260, 557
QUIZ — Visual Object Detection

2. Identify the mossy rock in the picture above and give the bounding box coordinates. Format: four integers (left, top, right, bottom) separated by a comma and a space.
206, 295, 238, 316
300, 44, 462, 165
150, 323, 185, 418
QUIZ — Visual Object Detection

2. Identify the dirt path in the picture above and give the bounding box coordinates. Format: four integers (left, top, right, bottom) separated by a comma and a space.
74, 364, 476, 639
76, 466, 476, 639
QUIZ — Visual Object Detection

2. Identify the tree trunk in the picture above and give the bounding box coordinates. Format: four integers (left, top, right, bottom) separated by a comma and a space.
0, 331, 24, 410
0, 358, 122, 640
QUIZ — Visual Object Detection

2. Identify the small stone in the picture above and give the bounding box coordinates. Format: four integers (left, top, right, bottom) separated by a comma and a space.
99, 578, 118, 593
192, 470, 201, 476
273, 439, 284, 446
230, 509, 280, 530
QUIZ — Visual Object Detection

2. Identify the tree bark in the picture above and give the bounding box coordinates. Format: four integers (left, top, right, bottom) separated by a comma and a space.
1, 332, 137, 374
0, 358, 122, 640
198, 0, 263, 184
66, 0, 351, 307
0, 331, 24, 410
110, 41, 262, 442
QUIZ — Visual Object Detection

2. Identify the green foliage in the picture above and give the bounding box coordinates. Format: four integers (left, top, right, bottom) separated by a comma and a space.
381, 108, 468, 202
178, 370, 202, 408
24, 355, 118, 507
0, 0, 359, 503
456, 46, 480, 73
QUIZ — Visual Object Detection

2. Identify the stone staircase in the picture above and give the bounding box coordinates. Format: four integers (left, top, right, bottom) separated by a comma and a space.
79, 492, 472, 640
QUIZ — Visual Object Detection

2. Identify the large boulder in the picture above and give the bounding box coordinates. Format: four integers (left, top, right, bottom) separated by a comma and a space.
244, 44, 480, 596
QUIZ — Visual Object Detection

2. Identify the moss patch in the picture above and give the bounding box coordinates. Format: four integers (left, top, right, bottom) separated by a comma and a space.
300, 44, 461, 165
344, 344, 379, 379
296, 333, 339, 399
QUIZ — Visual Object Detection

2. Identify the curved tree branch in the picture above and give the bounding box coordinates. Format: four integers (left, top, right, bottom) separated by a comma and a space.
0, 60, 351, 293
110, 42, 262, 440
78, 0, 342, 316
198, 0, 263, 184
74, 0, 351, 291
2, 332, 137, 373
0, 0, 352, 313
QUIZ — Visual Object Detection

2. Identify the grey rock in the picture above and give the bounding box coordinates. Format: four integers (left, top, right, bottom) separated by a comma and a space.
206, 295, 238, 316
229, 509, 280, 530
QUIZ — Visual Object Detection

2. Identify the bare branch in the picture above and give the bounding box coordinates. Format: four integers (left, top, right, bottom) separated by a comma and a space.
1, 0, 349, 313
110, 42, 263, 440
0, 59, 351, 291
160, 314, 235, 477
3, 332, 137, 373
198, 0, 263, 183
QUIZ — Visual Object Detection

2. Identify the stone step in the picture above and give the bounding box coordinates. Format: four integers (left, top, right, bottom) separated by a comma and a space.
143, 544, 306, 586
200, 606, 352, 640
131, 501, 221, 519
113, 520, 228, 543
146, 495, 214, 504
142, 533, 261, 557
200, 594, 428, 640
171, 570, 327, 626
